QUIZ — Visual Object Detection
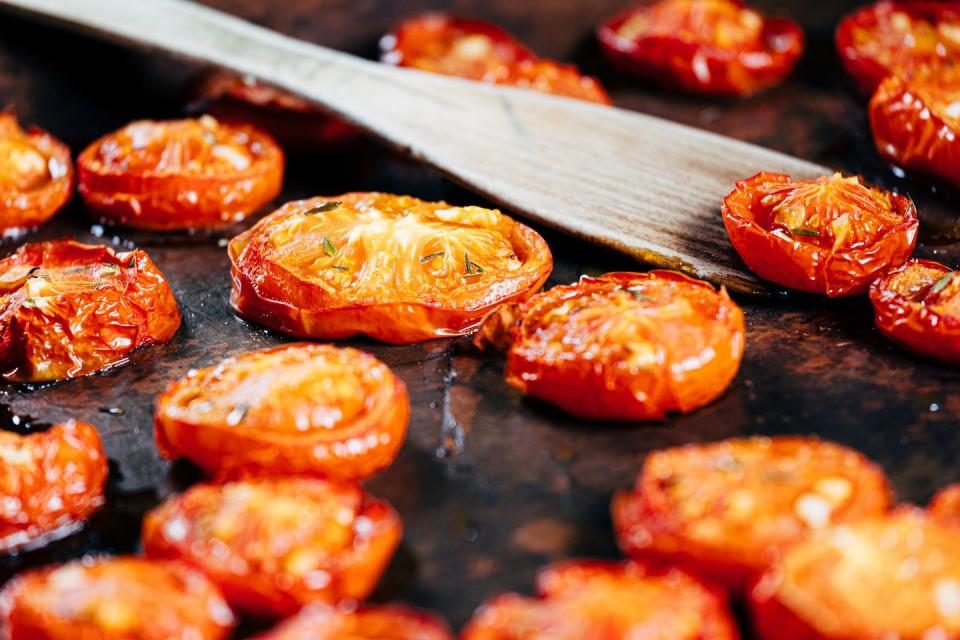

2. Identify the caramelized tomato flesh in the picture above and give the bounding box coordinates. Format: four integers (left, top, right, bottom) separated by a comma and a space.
481, 270, 744, 420
0, 420, 107, 552
751, 509, 960, 640
722, 172, 918, 296
0, 239, 181, 382
155, 343, 409, 481
461, 560, 739, 640
0, 113, 73, 233
930, 484, 960, 529
597, 0, 804, 96
870, 259, 960, 363
252, 604, 454, 640
142, 476, 402, 618
382, 14, 611, 104
0, 557, 234, 640
77, 116, 283, 230
613, 437, 892, 593
836, 1, 960, 94
229, 193, 552, 343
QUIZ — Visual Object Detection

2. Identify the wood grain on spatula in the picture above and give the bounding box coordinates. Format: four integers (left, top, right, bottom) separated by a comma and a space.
0, 0, 829, 294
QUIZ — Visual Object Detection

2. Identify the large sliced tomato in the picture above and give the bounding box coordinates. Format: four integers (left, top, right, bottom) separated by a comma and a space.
722, 172, 918, 297
0, 420, 107, 553
750, 508, 960, 640
597, 0, 804, 96
0, 113, 73, 234
613, 437, 892, 594
142, 476, 402, 618
870, 259, 960, 363
154, 343, 409, 481
77, 116, 284, 230
461, 560, 739, 640
476, 271, 744, 420
930, 484, 960, 529
0, 557, 234, 639
836, 1, 960, 95
252, 604, 454, 640
382, 14, 611, 104
870, 67, 960, 190
229, 193, 552, 344
0, 239, 181, 382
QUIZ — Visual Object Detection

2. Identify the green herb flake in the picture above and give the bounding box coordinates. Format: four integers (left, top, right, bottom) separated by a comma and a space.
126, 257, 136, 269
932, 272, 954, 294
322, 236, 337, 258
22, 298, 36, 308
305, 201, 342, 216
464, 253, 484, 277
420, 252, 445, 264
329, 265, 350, 272
790, 227, 820, 237
626, 286, 651, 302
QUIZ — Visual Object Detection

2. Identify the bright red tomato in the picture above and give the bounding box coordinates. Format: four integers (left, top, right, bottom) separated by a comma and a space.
613, 436, 892, 594
476, 271, 744, 420
142, 476, 402, 618
930, 484, 960, 529
77, 116, 284, 230
0, 113, 73, 234
154, 343, 409, 481
0, 420, 107, 553
252, 604, 454, 640
836, 1, 960, 95
0, 557, 234, 640
750, 508, 960, 640
0, 239, 181, 382
722, 172, 918, 296
229, 193, 552, 344
598, 0, 804, 96
382, 14, 611, 104
461, 560, 740, 640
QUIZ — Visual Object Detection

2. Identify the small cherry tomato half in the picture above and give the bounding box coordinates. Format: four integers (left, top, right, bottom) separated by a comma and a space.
77, 116, 284, 230
186, 72, 361, 152
0, 239, 181, 382
142, 476, 402, 618
836, 1, 960, 95
870, 259, 960, 363
613, 437, 892, 593
154, 343, 409, 481
476, 271, 744, 421
0, 420, 107, 553
252, 604, 454, 640
597, 0, 804, 97
930, 484, 960, 529
382, 14, 611, 104
0, 113, 73, 234
461, 560, 739, 640
750, 508, 960, 640
721, 172, 918, 297
0, 556, 234, 640
870, 67, 960, 190
229, 193, 552, 344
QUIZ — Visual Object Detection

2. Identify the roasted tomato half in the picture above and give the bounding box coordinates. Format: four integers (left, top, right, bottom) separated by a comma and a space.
0, 113, 73, 234
382, 14, 611, 104
77, 116, 284, 230
870, 67, 960, 190
461, 560, 739, 640
155, 343, 409, 481
836, 1, 960, 95
0, 239, 181, 382
476, 271, 744, 420
870, 259, 960, 363
597, 0, 804, 96
930, 484, 960, 529
0, 420, 107, 553
0, 557, 234, 640
142, 476, 402, 618
722, 172, 918, 297
229, 193, 552, 344
613, 437, 892, 593
187, 72, 360, 152
253, 604, 454, 640
751, 508, 960, 640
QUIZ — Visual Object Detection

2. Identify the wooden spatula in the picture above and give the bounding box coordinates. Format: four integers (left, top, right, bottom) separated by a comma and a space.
0, 0, 829, 294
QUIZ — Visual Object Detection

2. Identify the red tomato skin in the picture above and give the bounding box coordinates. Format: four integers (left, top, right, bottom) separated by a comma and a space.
0, 114, 73, 234
0, 421, 107, 553
251, 604, 454, 640
721, 172, 918, 297
597, 0, 804, 97
870, 259, 960, 363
